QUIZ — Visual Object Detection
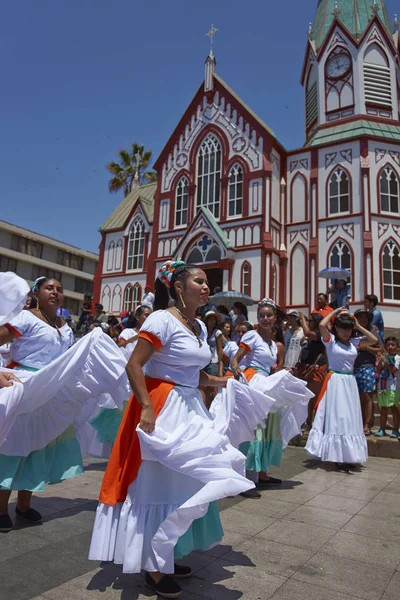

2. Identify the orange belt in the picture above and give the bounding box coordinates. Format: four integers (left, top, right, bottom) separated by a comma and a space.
99, 377, 174, 506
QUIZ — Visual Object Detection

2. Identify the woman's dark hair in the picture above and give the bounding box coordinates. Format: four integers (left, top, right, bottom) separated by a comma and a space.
332, 315, 355, 340
217, 305, 229, 316
385, 336, 398, 345
154, 264, 199, 311
107, 316, 120, 327
242, 321, 253, 332
234, 302, 248, 319
354, 310, 372, 328
126, 305, 150, 329
310, 313, 323, 325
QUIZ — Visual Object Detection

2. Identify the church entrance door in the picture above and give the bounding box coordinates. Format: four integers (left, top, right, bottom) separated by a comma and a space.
204, 267, 223, 296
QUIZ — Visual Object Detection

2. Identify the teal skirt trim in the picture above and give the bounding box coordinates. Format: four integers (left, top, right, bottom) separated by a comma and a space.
239, 413, 283, 472
0, 425, 83, 491
89, 405, 126, 444
174, 501, 223, 559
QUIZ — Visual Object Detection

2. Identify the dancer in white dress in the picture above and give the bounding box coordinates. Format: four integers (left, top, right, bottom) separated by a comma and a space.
231, 299, 313, 497
306, 307, 378, 470
89, 261, 280, 599
0, 276, 128, 532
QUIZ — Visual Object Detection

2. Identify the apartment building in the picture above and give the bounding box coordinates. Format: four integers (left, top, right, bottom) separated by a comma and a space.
0, 220, 98, 316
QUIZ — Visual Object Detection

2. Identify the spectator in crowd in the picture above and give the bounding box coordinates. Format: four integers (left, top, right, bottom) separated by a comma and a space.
284, 309, 304, 369
298, 313, 327, 433
312, 293, 334, 318
76, 294, 94, 333
202, 311, 223, 377
329, 279, 351, 308
118, 305, 152, 348
141, 285, 155, 309
364, 294, 385, 340
92, 303, 108, 325
353, 309, 382, 436
375, 337, 400, 438
231, 302, 248, 341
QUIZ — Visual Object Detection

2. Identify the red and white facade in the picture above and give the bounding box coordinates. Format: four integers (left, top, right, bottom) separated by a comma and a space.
94, 10, 400, 326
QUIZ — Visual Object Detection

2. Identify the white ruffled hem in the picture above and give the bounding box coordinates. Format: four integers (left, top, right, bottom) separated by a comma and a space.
306, 428, 368, 463
0, 329, 129, 455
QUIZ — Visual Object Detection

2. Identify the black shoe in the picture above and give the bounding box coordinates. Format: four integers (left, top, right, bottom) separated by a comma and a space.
258, 476, 282, 486
173, 563, 192, 579
0, 514, 13, 533
240, 488, 261, 499
145, 573, 181, 599
15, 507, 42, 522
335, 463, 350, 473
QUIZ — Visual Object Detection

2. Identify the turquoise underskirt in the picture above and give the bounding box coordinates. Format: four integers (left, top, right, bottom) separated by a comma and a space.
0, 425, 83, 491
89, 406, 125, 444
239, 413, 283, 472
174, 501, 223, 559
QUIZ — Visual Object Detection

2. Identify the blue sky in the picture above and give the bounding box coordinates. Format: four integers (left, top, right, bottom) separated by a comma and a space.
1, 0, 397, 253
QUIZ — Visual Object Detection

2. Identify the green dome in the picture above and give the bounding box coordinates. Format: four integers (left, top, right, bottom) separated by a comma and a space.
311, 0, 393, 50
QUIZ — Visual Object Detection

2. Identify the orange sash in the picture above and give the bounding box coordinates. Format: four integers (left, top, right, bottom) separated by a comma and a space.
224, 368, 258, 382
313, 371, 333, 413
99, 377, 174, 505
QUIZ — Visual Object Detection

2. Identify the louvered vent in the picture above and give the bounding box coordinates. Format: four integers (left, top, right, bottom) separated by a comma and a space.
364, 62, 392, 107
306, 81, 318, 128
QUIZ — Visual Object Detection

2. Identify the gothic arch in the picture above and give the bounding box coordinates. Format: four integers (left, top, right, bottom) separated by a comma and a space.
101, 285, 111, 312
377, 163, 400, 213
111, 284, 122, 313
241, 261, 252, 296
326, 164, 352, 215
115, 239, 123, 270
380, 237, 400, 302
327, 237, 354, 279
106, 241, 115, 271
290, 172, 308, 222
289, 243, 307, 305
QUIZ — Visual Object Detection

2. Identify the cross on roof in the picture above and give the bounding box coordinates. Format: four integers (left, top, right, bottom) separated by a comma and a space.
206, 24, 218, 56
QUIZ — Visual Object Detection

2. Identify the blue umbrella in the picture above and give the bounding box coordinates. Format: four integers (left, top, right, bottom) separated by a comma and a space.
318, 267, 351, 279
209, 290, 255, 307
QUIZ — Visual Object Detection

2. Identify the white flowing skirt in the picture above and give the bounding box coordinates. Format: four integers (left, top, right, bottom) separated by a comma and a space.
89, 378, 276, 574
306, 373, 368, 464
0, 329, 129, 456
244, 370, 313, 447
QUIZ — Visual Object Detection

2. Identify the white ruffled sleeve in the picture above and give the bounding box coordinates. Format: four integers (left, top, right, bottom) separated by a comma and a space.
138, 310, 174, 349
7, 311, 34, 337
240, 330, 257, 353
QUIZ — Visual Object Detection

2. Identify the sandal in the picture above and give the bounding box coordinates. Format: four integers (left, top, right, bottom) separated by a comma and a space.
364, 429, 372, 437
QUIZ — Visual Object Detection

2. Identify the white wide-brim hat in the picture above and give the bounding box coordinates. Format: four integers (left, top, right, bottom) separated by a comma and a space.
0, 272, 30, 326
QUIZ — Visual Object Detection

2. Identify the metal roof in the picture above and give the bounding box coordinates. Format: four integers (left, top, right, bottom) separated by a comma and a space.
100, 182, 157, 232
308, 119, 400, 146
311, 1, 392, 50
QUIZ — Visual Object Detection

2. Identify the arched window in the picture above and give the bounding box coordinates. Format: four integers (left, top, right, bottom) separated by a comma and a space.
175, 177, 189, 226
291, 245, 306, 305
115, 239, 123, 270
197, 134, 222, 218
241, 261, 250, 296
106, 241, 115, 271
228, 164, 243, 217
328, 167, 350, 214
186, 247, 203, 263
330, 239, 351, 270
380, 166, 399, 213
127, 219, 145, 271
111, 284, 122, 313
291, 173, 307, 222
383, 240, 400, 301
101, 285, 111, 312
123, 283, 142, 312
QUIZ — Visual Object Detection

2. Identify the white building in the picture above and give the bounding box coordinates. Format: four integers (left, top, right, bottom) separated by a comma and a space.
0, 220, 98, 316
95, 1, 400, 326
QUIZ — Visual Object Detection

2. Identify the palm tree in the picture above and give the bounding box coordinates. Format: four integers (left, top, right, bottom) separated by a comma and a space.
106, 143, 157, 196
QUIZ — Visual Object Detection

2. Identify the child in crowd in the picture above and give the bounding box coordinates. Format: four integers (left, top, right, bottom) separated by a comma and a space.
375, 337, 400, 438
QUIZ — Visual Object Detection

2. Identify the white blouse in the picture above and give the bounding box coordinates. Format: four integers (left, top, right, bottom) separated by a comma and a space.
8, 310, 74, 369
240, 330, 277, 375
139, 310, 211, 388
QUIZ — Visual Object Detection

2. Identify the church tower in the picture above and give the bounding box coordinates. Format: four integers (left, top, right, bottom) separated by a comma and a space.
286, 0, 400, 326
303, 0, 398, 142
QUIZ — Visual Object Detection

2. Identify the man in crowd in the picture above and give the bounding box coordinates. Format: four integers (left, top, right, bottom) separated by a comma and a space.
312, 293, 334, 318
364, 294, 385, 339
142, 285, 155, 309
92, 303, 108, 325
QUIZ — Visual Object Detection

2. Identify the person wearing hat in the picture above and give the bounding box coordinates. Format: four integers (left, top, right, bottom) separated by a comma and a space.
284, 309, 304, 369
353, 309, 383, 436
142, 285, 155, 309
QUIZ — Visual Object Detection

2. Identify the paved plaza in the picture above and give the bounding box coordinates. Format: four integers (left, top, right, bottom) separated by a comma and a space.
2, 447, 400, 600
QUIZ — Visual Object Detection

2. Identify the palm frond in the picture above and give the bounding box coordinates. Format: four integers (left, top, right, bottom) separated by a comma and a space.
143, 171, 157, 183
106, 161, 123, 175
108, 176, 125, 193
118, 149, 132, 169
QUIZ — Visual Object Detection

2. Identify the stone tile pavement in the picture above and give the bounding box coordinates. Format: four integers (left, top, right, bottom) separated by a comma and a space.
2, 448, 400, 600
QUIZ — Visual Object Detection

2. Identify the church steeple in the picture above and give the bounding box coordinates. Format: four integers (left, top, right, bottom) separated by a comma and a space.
311, 0, 393, 50
204, 25, 218, 92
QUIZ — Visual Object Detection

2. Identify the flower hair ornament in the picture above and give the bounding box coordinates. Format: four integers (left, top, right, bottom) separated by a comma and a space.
157, 260, 186, 288
31, 276, 47, 293
333, 309, 355, 323
258, 298, 277, 309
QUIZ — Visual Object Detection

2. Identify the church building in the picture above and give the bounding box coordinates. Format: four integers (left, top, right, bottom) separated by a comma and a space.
94, 0, 400, 326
